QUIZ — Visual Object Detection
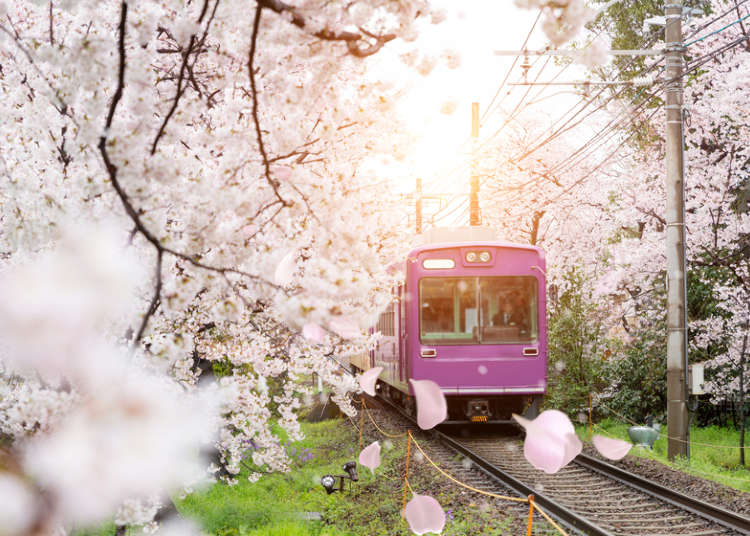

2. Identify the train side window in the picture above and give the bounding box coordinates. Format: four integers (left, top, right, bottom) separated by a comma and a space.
377, 301, 395, 337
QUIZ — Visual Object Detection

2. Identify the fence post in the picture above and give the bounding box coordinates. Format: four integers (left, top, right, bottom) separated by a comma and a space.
526, 494, 535, 536
401, 430, 413, 515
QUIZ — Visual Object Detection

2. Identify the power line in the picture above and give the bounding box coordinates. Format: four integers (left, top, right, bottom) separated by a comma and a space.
685, 11, 750, 46
683, 0, 750, 41
480, 11, 542, 124
484, 29, 750, 212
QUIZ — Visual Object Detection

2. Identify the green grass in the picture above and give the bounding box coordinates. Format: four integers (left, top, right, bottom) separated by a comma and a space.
177, 416, 530, 535
177, 419, 358, 535
577, 419, 750, 492
77, 416, 547, 535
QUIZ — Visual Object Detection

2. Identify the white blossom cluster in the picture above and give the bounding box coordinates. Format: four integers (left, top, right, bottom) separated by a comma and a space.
0, 0, 453, 533
514, 0, 596, 46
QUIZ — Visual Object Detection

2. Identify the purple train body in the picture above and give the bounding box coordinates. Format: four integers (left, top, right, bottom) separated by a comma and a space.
351, 232, 547, 423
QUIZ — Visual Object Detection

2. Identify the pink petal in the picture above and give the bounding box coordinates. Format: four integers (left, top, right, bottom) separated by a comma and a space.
593, 434, 631, 461
302, 323, 325, 343
404, 494, 446, 535
513, 410, 582, 474
409, 379, 447, 430
273, 166, 292, 181
359, 367, 383, 396
274, 251, 296, 286
330, 317, 360, 339
358, 440, 381, 475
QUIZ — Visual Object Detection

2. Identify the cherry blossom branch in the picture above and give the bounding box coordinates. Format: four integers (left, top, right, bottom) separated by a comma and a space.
99, 1, 284, 344
257, 0, 396, 58
0, 23, 75, 123
248, 4, 292, 208
150, 35, 197, 155
151, 0, 220, 154
134, 249, 163, 344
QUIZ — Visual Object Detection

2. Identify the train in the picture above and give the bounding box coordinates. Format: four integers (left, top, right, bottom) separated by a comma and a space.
350, 227, 547, 424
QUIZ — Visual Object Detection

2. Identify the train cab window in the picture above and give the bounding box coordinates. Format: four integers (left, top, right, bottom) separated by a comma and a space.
419, 276, 537, 345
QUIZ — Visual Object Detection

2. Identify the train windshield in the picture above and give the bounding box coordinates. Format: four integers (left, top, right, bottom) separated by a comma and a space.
419, 276, 538, 345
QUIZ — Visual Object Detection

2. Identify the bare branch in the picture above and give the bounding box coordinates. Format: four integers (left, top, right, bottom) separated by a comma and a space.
135, 249, 163, 344
257, 0, 396, 58
98, 1, 284, 316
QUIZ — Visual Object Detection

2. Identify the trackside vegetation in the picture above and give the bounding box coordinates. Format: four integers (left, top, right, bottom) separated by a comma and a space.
79, 416, 536, 535
576, 419, 750, 493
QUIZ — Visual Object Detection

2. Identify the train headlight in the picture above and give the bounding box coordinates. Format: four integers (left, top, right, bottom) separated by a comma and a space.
465, 250, 491, 263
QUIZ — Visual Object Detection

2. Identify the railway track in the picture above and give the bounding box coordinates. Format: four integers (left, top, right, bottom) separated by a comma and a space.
368, 395, 750, 536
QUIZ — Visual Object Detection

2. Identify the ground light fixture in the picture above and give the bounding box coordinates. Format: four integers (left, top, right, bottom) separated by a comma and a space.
320, 461, 358, 494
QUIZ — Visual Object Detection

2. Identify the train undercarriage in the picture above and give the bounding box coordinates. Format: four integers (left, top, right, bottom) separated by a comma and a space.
375, 378, 542, 425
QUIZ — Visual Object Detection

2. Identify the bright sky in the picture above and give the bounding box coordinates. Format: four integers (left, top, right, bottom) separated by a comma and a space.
365, 1, 589, 199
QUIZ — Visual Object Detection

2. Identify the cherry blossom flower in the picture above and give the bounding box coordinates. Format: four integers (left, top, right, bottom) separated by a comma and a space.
409, 379, 447, 430
404, 493, 446, 535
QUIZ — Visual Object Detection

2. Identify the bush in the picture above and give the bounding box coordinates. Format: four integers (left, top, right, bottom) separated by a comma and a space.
602, 324, 666, 424
546, 267, 608, 414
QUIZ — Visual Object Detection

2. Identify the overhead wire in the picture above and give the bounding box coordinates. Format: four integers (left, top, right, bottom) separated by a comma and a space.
500, 20, 750, 208
422, 3, 750, 229
685, 11, 750, 46
417, 11, 546, 204
540, 5, 750, 179
682, 0, 749, 40
480, 11, 543, 124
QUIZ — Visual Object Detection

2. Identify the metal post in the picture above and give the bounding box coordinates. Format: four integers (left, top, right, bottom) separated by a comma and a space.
470, 102, 480, 226
416, 178, 423, 234
665, 1, 689, 460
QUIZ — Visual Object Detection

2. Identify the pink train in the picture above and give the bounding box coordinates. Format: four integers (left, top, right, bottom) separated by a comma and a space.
351, 228, 547, 423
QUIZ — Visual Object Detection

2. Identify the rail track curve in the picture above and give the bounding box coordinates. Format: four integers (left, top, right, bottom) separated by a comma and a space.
369, 394, 750, 536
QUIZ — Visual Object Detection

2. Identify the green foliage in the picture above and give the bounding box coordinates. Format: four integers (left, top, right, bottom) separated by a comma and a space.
178, 419, 357, 535
603, 325, 667, 423
578, 419, 750, 491
546, 267, 609, 413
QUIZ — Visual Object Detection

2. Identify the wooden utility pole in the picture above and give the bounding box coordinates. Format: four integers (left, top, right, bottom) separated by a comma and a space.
665, 1, 689, 460
470, 102, 480, 226
416, 178, 423, 234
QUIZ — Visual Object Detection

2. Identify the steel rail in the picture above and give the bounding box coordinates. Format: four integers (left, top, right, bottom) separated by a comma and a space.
369, 393, 750, 535
434, 430, 615, 536
574, 453, 750, 535
371, 394, 613, 535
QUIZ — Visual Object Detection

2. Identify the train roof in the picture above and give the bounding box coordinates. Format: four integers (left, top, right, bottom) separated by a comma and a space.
406, 240, 545, 258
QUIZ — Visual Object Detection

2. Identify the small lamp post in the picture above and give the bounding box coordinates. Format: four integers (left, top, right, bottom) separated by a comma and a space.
320, 461, 359, 494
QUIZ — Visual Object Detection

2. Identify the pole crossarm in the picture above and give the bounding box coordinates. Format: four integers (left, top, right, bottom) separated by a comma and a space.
509, 80, 656, 86
494, 49, 664, 57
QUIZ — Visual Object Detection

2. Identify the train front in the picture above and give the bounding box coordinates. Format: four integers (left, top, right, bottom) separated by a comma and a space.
406, 241, 547, 423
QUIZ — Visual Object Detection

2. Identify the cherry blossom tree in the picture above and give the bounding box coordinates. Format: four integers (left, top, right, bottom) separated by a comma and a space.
0, 0, 453, 532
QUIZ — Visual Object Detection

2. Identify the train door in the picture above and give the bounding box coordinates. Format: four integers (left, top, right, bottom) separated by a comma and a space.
398, 284, 406, 382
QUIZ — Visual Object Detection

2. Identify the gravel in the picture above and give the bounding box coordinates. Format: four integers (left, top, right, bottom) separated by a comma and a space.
581, 444, 750, 517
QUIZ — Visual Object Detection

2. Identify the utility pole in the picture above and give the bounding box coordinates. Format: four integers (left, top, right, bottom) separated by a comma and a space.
470, 102, 480, 226
665, 1, 689, 460
492, 8, 693, 458
416, 178, 423, 234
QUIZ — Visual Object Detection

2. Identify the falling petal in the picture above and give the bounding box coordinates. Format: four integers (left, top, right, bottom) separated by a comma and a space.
302, 323, 325, 343
409, 379, 447, 430
404, 493, 446, 535
358, 367, 383, 396
274, 251, 296, 287
513, 410, 582, 474
330, 317, 360, 339
358, 440, 381, 475
477, 365, 488, 375
273, 166, 292, 181
593, 434, 631, 461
